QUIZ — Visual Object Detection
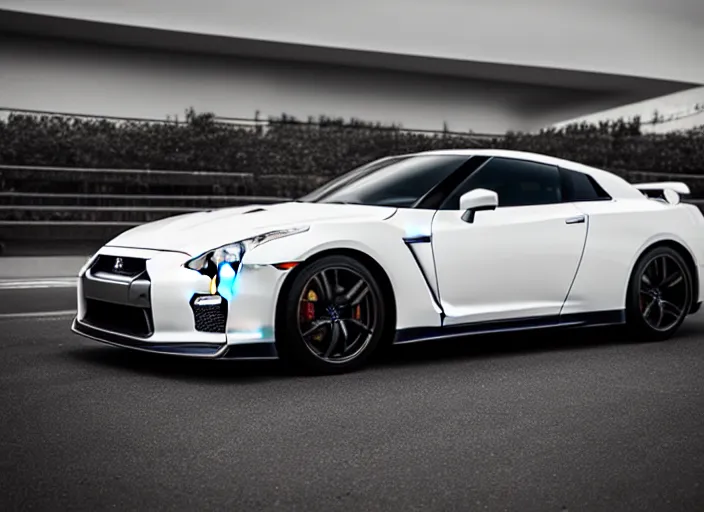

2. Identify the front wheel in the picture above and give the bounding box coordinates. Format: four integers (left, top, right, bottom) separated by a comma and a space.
275, 255, 387, 374
626, 246, 693, 341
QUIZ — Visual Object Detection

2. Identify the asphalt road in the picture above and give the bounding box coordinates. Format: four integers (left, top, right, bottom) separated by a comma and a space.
1, 287, 704, 511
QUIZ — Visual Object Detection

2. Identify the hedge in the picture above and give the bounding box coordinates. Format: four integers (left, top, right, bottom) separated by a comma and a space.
1, 110, 703, 178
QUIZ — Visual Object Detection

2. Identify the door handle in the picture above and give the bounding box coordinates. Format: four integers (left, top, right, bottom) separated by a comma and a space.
565, 215, 586, 224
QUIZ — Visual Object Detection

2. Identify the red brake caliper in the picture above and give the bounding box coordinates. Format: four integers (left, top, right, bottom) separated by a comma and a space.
303, 301, 315, 322
300, 289, 317, 323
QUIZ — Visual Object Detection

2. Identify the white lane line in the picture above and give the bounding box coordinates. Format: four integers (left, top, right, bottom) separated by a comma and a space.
0, 278, 77, 290
0, 309, 76, 320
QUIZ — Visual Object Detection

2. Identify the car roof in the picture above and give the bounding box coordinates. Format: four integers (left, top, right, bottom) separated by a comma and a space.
407, 149, 644, 199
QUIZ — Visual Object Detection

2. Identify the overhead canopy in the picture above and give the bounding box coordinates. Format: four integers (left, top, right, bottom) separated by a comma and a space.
0, 7, 699, 105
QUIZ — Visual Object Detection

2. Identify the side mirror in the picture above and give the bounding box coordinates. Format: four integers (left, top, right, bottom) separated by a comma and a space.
459, 188, 498, 223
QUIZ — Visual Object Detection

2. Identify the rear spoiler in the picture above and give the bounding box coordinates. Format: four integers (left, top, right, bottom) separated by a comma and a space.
633, 182, 690, 205
633, 182, 690, 195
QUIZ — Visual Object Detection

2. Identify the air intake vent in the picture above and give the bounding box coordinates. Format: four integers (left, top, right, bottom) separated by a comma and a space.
243, 208, 266, 214
190, 295, 228, 333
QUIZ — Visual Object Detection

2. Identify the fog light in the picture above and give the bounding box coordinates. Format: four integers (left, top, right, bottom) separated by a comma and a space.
194, 295, 222, 306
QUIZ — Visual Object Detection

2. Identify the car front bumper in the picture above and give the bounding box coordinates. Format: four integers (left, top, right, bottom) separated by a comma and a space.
72, 246, 286, 359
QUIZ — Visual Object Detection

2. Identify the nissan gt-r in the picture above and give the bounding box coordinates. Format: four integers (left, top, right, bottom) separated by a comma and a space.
71, 149, 704, 373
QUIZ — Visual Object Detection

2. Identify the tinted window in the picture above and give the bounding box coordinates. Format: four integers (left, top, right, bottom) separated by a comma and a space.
441, 157, 562, 209
298, 156, 408, 203
299, 155, 470, 208
415, 156, 491, 210
560, 168, 611, 201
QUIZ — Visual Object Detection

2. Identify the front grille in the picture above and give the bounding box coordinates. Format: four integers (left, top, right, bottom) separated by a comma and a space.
83, 299, 154, 338
190, 296, 228, 333
91, 255, 147, 277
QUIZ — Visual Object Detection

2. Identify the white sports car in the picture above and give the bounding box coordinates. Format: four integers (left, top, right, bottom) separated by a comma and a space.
72, 149, 704, 373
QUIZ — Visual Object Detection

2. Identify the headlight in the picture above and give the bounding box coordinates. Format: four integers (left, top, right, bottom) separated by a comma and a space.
184, 241, 245, 281
184, 226, 309, 279
213, 243, 244, 265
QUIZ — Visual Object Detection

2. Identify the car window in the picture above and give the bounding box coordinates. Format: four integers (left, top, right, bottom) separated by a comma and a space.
440, 157, 562, 209
300, 155, 471, 208
559, 168, 611, 201
298, 156, 409, 203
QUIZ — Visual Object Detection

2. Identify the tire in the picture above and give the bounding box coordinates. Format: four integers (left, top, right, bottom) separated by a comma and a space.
626, 246, 693, 341
275, 255, 388, 374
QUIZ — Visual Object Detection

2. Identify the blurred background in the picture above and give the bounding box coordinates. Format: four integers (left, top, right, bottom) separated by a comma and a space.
0, 0, 703, 261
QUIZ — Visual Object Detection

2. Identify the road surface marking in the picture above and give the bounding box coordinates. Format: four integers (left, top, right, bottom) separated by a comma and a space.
0, 309, 76, 320
0, 278, 77, 290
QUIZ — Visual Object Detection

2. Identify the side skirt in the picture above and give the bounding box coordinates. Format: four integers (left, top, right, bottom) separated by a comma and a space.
394, 310, 626, 344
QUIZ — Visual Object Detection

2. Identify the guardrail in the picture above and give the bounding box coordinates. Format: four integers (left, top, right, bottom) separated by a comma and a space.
0, 164, 328, 186
0, 205, 206, 212
0, 163, 255, 179
0, 220, 141, 226
2, 164, 704, 228
0, 192, 290, 202
1, 162, 703, 256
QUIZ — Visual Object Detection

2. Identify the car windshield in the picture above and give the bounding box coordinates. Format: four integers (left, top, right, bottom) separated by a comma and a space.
298, 155, 471, 208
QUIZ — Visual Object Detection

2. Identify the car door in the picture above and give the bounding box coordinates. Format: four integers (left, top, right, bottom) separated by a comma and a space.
431, 157, 588, 326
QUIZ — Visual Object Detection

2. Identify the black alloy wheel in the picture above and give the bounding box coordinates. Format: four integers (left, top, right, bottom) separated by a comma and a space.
627, 246, 692, 341
276, 255, 387, 374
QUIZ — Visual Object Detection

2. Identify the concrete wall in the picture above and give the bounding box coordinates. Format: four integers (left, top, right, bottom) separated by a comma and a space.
0, 34, 633, 133
2, 0, 703, 84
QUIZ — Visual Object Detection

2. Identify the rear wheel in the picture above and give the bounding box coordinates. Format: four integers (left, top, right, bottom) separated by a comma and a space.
626, 246, 692, 341
275, 255, 387, 374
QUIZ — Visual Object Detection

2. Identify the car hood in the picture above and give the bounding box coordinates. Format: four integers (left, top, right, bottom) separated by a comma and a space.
106, 202, 396, 256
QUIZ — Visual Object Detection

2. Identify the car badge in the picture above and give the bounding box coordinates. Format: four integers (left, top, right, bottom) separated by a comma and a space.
114, 257, 124, 271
